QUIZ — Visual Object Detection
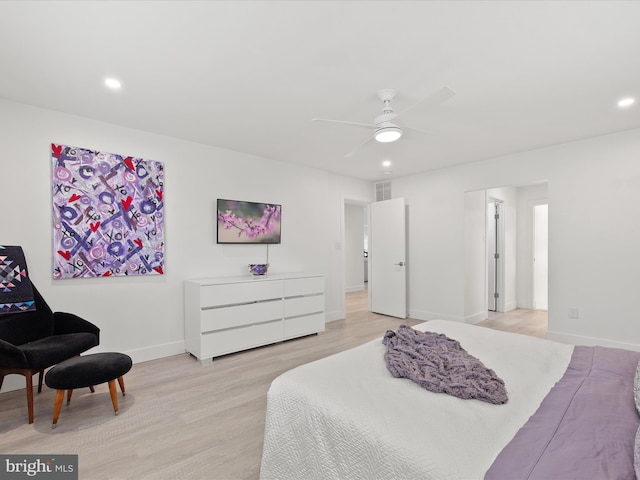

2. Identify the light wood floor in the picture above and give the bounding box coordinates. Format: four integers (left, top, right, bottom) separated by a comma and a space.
478, 308, 548, 338
0, 289, 546, 480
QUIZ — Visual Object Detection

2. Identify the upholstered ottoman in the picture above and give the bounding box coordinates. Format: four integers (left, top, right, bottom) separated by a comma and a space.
44, 352, 132, 428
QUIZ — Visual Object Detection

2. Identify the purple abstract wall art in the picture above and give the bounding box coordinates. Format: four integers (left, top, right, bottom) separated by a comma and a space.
51, 143, 165, 279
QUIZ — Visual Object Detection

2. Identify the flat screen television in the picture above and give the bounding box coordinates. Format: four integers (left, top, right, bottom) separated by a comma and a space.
217, 199, 282, 244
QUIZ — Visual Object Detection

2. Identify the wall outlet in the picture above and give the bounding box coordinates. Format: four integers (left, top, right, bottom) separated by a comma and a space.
568, 307, 579, 319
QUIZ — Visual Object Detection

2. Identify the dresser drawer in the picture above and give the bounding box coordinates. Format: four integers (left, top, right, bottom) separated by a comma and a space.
201, 320, 283, 358
201, 299, 283, 332
199, 280, 283, 307
284, 294, 324, 318
284, 276, 324, 297
284, 313, 325, 339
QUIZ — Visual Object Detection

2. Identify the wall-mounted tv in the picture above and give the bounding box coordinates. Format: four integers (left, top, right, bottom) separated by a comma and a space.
217, 199, 282, 244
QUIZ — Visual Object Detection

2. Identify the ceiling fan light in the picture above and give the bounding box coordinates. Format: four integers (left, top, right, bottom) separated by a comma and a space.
375, 126, 402, 143
618, 97, 635, 108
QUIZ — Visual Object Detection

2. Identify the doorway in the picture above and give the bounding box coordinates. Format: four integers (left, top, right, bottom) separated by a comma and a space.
342, 197, 407, 320
344, 203, 367, 294
464, 182, 549, 324
343, 197, 370, 319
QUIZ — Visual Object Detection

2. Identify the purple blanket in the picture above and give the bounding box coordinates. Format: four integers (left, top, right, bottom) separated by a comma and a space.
485, 345, 640, 480
382, 325, 508, 404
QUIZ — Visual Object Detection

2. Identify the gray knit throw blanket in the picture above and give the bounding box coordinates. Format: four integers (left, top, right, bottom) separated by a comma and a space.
382, 325, 508, 404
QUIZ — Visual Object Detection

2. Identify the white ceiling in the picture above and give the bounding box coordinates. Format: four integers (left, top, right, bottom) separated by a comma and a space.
1, 1, 639, 181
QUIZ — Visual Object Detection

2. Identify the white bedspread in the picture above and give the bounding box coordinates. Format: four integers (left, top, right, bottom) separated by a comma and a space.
259, 320, 574, 480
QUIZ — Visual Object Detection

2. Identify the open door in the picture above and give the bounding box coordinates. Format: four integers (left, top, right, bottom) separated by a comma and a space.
487, 198, 504, 312
370, 198, 407, 318
533, 204, 548, 310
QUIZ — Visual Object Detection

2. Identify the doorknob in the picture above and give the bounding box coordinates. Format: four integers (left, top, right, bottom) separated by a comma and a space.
395, 261, 404, 266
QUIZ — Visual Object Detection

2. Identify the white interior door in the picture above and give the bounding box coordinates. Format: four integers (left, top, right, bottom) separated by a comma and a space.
370, 198, 406, 318
533, 204, 548, 310
487, 201, 498, 311
486, 199, 505, 312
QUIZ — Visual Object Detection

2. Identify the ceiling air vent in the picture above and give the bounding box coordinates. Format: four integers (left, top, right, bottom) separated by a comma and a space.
375, 181, 392, 201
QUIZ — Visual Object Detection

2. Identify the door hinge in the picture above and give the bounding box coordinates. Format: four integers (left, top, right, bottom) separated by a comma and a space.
495, 213, 499, 220
494, 253, 499, 259
494, 292, 499, 299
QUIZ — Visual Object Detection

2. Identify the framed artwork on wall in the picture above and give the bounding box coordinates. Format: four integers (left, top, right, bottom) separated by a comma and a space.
51, 143, 165, 279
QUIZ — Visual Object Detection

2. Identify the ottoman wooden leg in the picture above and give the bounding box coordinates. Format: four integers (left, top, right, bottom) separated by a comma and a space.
108, 380, 119, 415
117, 375, 126, 395
52, 390, 65, 429
66, 389, 73, 405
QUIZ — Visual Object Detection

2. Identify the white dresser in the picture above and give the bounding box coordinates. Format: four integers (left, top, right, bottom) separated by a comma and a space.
184, 273, 325, 362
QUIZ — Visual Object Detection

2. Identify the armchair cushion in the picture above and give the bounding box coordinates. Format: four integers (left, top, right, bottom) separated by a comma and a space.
19, 333, 99, 370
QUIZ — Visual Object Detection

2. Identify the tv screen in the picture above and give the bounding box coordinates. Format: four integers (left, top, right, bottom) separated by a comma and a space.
217, 199, 282, 244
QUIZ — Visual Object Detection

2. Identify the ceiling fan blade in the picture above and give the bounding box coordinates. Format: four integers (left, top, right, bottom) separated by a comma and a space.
403, 125, 438, 136
312, 118, 377, 131
345, 133, 377, 158
396, 86, 456, 118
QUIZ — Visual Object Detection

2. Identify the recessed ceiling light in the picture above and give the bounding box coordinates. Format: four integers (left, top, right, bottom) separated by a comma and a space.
618, 97, 635, 108
104, 78, 122, 90
382, 160, 392, 168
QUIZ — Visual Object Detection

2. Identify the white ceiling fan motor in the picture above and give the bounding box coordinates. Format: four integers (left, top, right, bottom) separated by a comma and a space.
374, 89, 402, 143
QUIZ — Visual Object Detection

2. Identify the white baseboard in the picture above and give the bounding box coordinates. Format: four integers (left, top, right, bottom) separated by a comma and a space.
408, 309, 465, 323
547, 330, 640, 352
122, 340, 186, 364
345, 285, 365, 293
504, 300, 518, 312
0, 341, 186, 393
325, 310, 344, 322
464, 311, 488, 324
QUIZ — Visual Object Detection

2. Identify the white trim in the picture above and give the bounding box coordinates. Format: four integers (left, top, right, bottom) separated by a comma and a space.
325, 310, 344, 322
486, 197, 506, 312
346, 285, 366, 293
0, 341, 186, 393
464, 310, 489, 324
504, 301, 518, 312
408, 309, 465, 323
127, 341, 186, 364
547, 330, 640, 352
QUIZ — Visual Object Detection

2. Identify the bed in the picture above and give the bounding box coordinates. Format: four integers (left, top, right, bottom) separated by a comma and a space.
259, 320, 640, 480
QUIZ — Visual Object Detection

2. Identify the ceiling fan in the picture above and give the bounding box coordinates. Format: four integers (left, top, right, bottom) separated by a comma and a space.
312, 86, 456, 158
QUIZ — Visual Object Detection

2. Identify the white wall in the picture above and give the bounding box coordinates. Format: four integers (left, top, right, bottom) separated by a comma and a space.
0, 98, 373, 391
395, 127, 640, 351
463, 189, 486, 322
344, 204, 365, 292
